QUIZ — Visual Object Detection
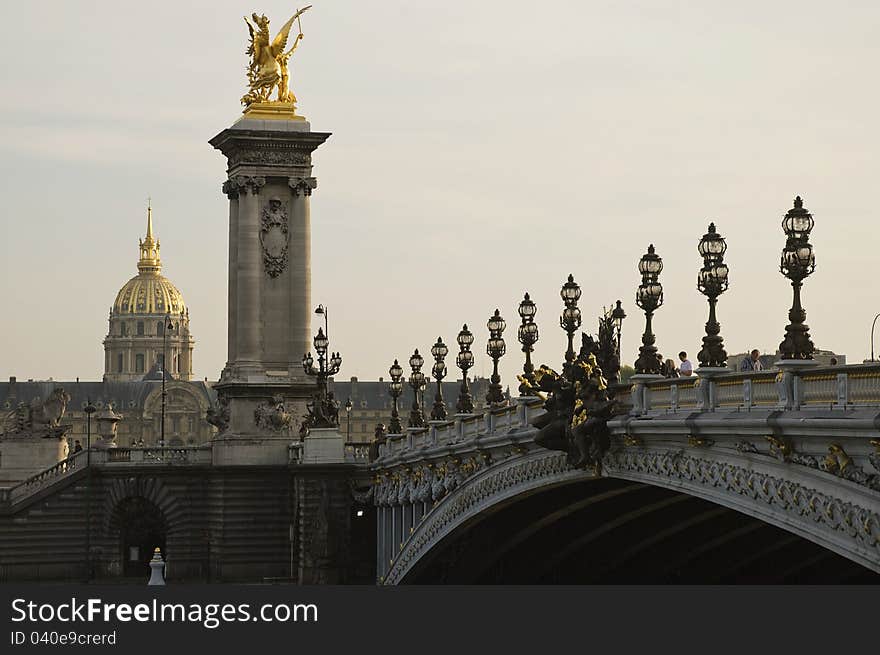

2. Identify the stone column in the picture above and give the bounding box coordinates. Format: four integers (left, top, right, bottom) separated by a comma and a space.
234, 175, 265, 375
288, 177, 316, 378
222, 181, 240, 374
210, 117, 330, 463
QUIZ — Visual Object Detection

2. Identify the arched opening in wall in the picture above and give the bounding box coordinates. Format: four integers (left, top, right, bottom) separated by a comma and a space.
402, 478, 880, 584
110, 497, 167, 579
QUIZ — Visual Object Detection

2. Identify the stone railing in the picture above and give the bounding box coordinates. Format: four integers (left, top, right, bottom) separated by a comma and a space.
1, 449, 89, 507
344, 442, 371, 463
100, 446, 213, 466
375, 399, 544, 464
628, 363, 880, 414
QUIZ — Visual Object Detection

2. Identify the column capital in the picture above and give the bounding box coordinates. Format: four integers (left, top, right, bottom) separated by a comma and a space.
289, 176, 317, 197
224, 175, 266, 198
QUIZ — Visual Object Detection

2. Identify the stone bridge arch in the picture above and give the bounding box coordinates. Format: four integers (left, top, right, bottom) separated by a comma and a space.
380, 447, 880, 584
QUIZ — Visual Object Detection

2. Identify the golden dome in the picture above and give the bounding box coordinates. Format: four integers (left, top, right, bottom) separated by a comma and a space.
112, 203, 187, 316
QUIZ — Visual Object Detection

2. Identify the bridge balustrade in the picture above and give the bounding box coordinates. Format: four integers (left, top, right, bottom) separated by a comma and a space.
630, 363, 880, 414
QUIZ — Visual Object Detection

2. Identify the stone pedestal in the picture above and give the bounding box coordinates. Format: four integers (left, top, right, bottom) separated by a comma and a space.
774, 359, 819, 410
302, 427, 345, 464
147, 548, 166, 586
209, 114, 331, 463
0, 434, 69, 485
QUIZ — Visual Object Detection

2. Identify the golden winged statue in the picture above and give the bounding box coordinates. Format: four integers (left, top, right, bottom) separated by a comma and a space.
242, 6, 312, 109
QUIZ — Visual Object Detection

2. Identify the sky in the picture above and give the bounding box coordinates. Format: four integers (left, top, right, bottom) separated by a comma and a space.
1, 1, 879, 388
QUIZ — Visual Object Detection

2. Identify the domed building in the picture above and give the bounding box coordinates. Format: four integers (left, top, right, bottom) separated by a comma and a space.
103, 205, 194, 382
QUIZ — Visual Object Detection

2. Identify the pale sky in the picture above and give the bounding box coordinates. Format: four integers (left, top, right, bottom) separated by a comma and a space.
2, 1, 879, 387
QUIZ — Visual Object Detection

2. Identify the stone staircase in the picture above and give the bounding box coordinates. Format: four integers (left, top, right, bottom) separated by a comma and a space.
0, 450, 88, 511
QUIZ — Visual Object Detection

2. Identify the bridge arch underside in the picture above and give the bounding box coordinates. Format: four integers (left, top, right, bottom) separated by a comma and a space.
400, 478, 879, 584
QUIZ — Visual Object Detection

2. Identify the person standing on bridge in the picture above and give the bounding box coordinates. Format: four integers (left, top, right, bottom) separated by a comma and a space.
678, 351, 693, 377
739, 349, 763, 372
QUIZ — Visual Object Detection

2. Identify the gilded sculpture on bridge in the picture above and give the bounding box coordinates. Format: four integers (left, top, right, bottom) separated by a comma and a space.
526, 348, 617, 472
241, 6, 312, 109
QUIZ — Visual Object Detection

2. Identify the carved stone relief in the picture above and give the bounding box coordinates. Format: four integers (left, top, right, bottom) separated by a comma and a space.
259, 197, 290, 278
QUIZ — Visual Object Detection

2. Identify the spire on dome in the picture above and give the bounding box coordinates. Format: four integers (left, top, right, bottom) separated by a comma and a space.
146, 197, 154, 240
138, 200, 161, 274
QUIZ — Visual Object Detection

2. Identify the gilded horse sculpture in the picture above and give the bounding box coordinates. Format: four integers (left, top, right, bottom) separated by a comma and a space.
242, 6, 312, 108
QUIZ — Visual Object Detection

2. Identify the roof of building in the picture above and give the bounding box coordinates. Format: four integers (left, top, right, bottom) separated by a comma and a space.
0, 379, 215, 413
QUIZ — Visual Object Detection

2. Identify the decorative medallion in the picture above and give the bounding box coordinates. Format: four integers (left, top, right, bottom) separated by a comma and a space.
259, 197, 289, 278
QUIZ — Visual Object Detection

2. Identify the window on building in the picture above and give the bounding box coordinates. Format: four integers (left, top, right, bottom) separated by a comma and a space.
120, 322, 128, 336
135, 353, 145, 373
117, 353, 123, 373
157, 321, 164, 336
137, 322, 144, 336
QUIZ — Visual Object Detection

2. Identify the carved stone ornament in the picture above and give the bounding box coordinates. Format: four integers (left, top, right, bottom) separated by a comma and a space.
225, 175, 266, 198
289, 176, 317, 197
4, 387, 71, 438
259, 197, 290, 278
254, 395, 293, 432
206, 392, 230, 433
225, 146, 310, 169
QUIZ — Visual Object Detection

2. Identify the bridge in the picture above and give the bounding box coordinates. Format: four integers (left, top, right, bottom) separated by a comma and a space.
3, 363, 880, 583
370, 364, 880, 584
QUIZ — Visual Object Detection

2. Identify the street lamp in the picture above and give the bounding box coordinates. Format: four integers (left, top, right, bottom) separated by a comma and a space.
314, 304, 328, 338
345, 398, 353, 440
517, 293, 539, 395
430, 337, 448, 420
611, 300, 626, 361
84, 398, 96, 583
634, 244, 664, 374
560, 274, 582, 365
302, 326, 343, 427
455, 325, 475, 414
696, 223, 729, 368
871, 314, 880, 362
408, 349, 427, 428
486, 309, 507, 406
161, 314, 175, 447
778, 196, 816, 360
388, 359, 404, 433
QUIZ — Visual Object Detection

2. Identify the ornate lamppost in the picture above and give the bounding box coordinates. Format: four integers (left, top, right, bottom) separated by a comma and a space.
455, 325, 475, 413
430, 337, 448, 420
560, 275, 582, 366
345, 398, 353, 440
778, 196, 816, 360
302, 327, 343, 427
407, 349, 426, 428
486, 309, 507, 406
388, 359, 404, 433
696, 223, 730, 368
517, 293, 539, 394
634, 245, 664, 374
611, 300, 626, 361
